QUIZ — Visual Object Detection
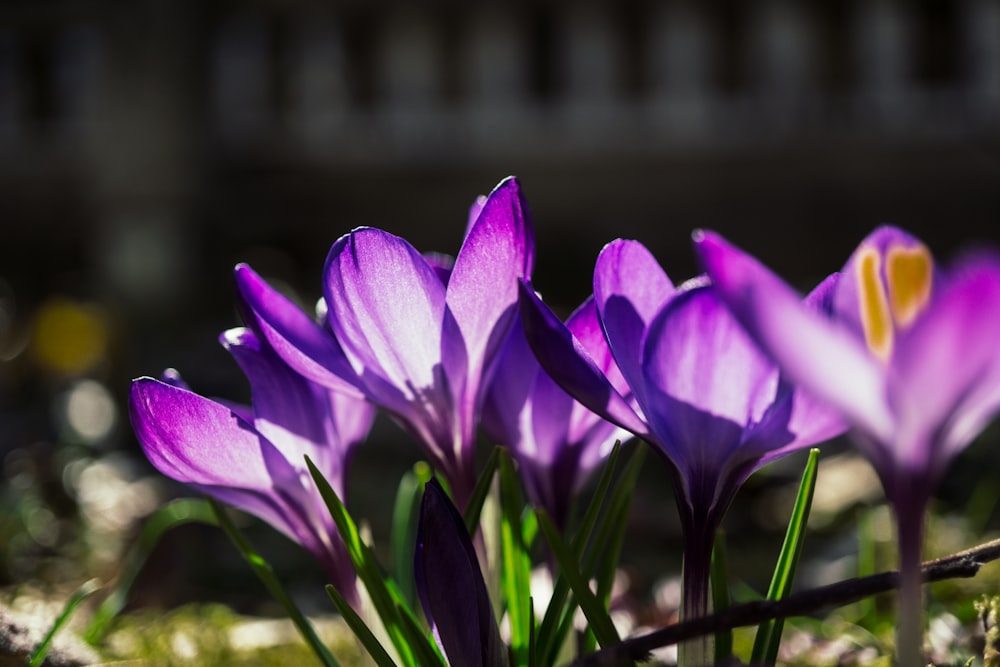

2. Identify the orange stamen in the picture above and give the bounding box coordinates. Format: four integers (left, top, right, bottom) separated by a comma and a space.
857, 247, 893, 361
886, 244, 933, 328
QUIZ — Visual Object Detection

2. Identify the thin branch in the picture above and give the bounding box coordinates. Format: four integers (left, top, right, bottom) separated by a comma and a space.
569, 537, 1000, 667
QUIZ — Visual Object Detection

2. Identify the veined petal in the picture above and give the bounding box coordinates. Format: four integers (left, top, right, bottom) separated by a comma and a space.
234, 263, 362, 399
481, 320, 537, 448
324, 227, 448, 415
128, 377, 307, 543
594, 239, 675, 409
642, 286, 780, 467
220, 328, 374, 486
446, 177, 535, 398
889, 254, 1000, 470
566, 297, 630, 398
694, 230, 895, 443
519, 282, 650, 438
415, 479, 507, 667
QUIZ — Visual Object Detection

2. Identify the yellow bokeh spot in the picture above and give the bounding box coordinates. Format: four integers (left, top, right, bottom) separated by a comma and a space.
857, 247, 893, 361
31, 298, 110, 375
886, 243, 933, 328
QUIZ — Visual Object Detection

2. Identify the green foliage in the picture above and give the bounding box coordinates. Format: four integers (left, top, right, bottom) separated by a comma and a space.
750, 448, 820, 665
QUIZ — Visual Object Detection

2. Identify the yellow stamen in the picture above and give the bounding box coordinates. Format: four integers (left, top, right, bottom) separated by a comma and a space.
886, 243, 933, 328
857, 247, 893, 361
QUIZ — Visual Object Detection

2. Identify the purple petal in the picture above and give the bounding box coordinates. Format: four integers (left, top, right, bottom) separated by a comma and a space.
831, 226, 937, 342
593, 239, 675, 409
128, 377, 305, 542
415, 479, 506, 667
694, 230, 895, 443
519, 282, 649, 437
566, 297, 630, 398
446, 177, 535, 401
324, 227, 449, 417
641, 285, 779, 468
220, 328, 374, 488
481, 320, 537, 448
234, 264, 362, 399
889, 254, 1000, 470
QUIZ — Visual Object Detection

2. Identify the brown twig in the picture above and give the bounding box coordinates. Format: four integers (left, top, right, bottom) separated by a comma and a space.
569, 537, 1000, 667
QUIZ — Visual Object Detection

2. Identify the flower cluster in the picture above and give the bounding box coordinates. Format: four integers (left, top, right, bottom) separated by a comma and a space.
129, 178, 1000, 666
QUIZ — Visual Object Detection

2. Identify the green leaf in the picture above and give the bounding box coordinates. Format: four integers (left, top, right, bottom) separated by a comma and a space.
536, 509, 620, 649
498, 449, 533, 664
391, 463, 430, 610
750, 448, 820, 665
536, 441, 624, 662
394, 604, 448, 667
711, 530, 733, 663
84, 498, 218, 643
305, 456, 427, 667
28, 578, 100, 667
326, 585, 398, 667
209, 499, 341, 667
463, 446, 502, 535
538, 441, 645, 666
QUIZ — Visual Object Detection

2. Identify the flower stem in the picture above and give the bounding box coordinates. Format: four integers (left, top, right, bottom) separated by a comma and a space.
894, 497, 927, 667
679, 525, 715, 667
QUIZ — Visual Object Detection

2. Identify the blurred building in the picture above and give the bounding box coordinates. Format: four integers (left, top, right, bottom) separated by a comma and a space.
1, 0, 999, 380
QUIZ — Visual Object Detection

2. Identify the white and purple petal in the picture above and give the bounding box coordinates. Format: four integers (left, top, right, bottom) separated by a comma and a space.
694, 230, 895, 443
593, 239, 675, 409
519, 282, 650, 438
234, 263, 362, 399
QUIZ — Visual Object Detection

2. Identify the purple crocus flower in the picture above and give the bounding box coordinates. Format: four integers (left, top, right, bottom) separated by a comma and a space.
235, 177, 534, 508
129, 326, 375, 604
482, 302, 630, 530
695, 226, 1000, 665
415, 478, 507, 667
518, 239, 844, 661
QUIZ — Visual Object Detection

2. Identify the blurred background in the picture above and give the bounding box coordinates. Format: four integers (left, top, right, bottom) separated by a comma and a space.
1, 0, 999, 632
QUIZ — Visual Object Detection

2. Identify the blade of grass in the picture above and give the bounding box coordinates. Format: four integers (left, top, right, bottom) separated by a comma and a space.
305, 456, 423, 667
536, 509, 620, 649
28, 578, 100, 667
581, 444, 646, 655
463, 446, 502, 535
326, 585, 397, 667
541, 442, 644, 666
499, 449, 533, 664
84, 498, 218, 643
750, 448, 820, 665
536, 441, 624, 660
394, 604, 447, 667
209, 499, 341, 667
711, 530, 733, 663
391, 463, 430, 610
855, 506, 877, 623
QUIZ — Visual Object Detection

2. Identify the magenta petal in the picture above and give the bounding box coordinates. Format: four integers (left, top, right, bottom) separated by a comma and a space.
234, 264, 362, 399
889, 255, 1000, 470
324, 227, 449, 416
446, 177, 535, 395
481, 320, 537, 448
642, 286, 779, 464
128, 377, 305, 540
831, 226, 936, 336
565, 297, 631, 399
694, 230, 895, 443
219, 328, 374, 486
519, 282, 649, 437
594, 239, 675, 408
